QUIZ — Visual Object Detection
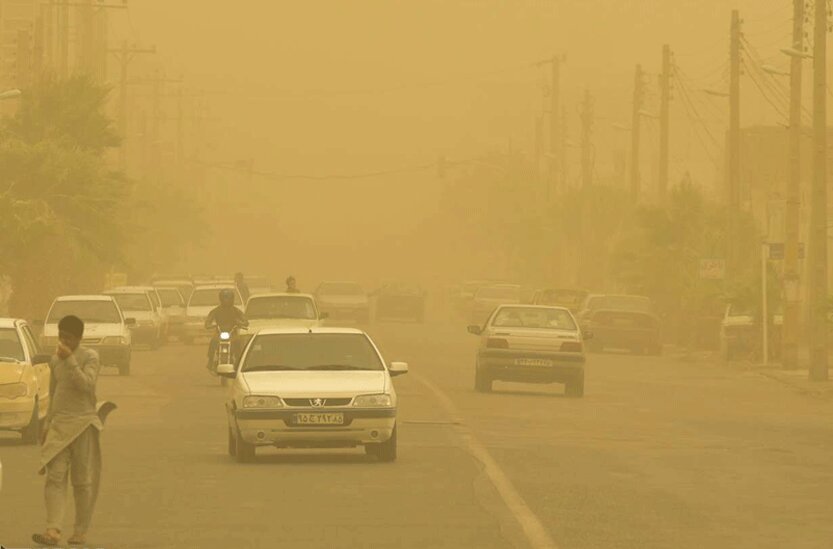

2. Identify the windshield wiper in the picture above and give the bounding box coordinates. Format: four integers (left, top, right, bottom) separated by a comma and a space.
307, 364, 369, 371
244, 364, 297, 372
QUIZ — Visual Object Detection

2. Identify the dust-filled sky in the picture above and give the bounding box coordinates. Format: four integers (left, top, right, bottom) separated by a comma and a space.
109, 1, 799, 280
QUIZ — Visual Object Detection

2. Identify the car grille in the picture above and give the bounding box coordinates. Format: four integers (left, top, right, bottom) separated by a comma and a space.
283, 398, 353, 407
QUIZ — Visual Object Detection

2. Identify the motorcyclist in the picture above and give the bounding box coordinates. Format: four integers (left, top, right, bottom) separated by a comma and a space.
285, 276, 300, 294
204, 289, 248, 369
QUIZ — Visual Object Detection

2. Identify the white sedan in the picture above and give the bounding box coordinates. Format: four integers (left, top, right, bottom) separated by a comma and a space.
468, 305, 587, 397
220, 327, 408, 462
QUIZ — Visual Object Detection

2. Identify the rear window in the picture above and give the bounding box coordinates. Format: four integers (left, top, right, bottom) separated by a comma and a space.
246, 296, 316, 320
110, 293, 151, 312
189, 288, 242, 307
0, 328, 25, 362
491, 307, 577, 330
157, 288, 184, 307
593, 311, 657, 328
586, 295, 653, 313
242, 333, 383, 372
538, 289, 586, 307
47, 300, 121, 324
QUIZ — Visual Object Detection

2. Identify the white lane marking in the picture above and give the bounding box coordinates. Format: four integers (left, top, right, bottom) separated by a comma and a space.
412, 374, 558, 549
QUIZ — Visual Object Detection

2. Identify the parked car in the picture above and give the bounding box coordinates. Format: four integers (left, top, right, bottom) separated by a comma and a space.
470, 284, 522, 325
0, 318, 51, 444
374, 283, 425, 323
531, 288, 589, 314
315, 281, 371, 323
105, 287, 163, 348
719, 304, 783, 361
577, 294, 661, 355
219, 327, 408, 462
41, 295, 134, 375
467, 305, 586, 396
182, 284, 244, 345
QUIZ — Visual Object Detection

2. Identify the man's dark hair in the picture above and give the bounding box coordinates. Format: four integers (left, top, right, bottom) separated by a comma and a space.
58, 315, 85, 339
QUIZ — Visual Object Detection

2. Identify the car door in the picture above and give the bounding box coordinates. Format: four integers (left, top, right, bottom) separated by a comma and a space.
20, 325, 49, 415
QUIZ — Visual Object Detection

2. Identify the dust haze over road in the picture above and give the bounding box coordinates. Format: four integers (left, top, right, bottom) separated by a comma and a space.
1, 1, 833, 548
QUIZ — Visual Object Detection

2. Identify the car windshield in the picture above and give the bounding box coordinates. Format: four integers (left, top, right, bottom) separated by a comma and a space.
0, 328, 25, 362
242, 333, 384, 372
157, 288, 184, 307
47, 300, 121, 324
246, 296, 316, 320
477, 286, 519, 300
110, 293, 151, 312
318, 283, 364, 296
491, 307, 577, 330
189, 288, 241, 307
587, 295, 652, 312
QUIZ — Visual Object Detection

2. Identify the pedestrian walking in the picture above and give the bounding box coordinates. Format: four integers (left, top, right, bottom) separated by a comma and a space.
32, 315, 116, 547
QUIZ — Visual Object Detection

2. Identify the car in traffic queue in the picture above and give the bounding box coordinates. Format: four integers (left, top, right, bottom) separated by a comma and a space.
41, 295, 134, 375
105, 287, 163, 348
219, 327, 408, 463
152, 277, 195, 303
531, 288, 589, 315
239, 293, 327, 343
719, 304, 782, 361
577, 294, 662, 355
154, 286, 188, 341
454, 279, 500, 311
315, 281, 371, 323
0, 318, 51, 444
468, 305, 587, 397
374, 282, 426, 323
181, 284, 244, 345
470, 284, 522, 325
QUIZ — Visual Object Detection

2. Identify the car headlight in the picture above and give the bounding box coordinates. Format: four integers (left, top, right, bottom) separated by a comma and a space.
242, 395, 283, 409
0, 382, 29, 399
101, 336, 127, 345
353, 394, 392, 408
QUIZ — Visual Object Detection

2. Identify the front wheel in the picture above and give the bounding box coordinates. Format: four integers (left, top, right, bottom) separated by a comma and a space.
21, 401, 40, 445
366, 426, 397, 462
118, 359, 131, 376
565, 375, 585, 398
235, 430, 255, 463
474, 367, 492, 393
227, 428, 237, 456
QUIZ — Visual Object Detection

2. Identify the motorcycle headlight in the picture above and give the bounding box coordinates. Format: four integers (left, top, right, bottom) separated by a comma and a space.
101, 336, 127, 345
0, 382, 29, 399
242, 395, 283, 409
353, 394, 392, 408
219, 331, 231, 341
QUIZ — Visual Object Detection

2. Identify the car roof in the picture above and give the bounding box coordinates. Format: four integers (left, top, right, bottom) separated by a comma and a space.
107, 286, 155, 294
318, 281, 362, 286
254, 327, 364, 336
55, 295, 115, 302
153, 279, 192, 285
496, 304, 573, 313
192, 284, 237, 290
0, 318, 23, 329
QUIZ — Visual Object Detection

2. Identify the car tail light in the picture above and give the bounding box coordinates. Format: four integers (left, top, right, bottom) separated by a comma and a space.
561, 341, 583, 352
486, 338, 509, 349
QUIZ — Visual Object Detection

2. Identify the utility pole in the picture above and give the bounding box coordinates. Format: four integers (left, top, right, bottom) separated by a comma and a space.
580, 89, 594, 189
110, 41, 156, 170
782, 0, 804, 370
549, 55, 561, 199
808, 0, 828, 381
629, 64, 644, 199
659, 44, 672, 202
728, 9, 742, 274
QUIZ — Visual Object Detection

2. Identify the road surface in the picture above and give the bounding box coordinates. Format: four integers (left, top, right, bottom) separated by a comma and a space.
2, 315, 832, 548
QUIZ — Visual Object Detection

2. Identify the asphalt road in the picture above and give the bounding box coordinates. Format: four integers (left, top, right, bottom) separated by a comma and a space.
2, 313, 832, 548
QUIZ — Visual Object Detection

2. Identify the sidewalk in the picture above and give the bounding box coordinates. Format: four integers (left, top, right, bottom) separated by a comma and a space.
753, 366, 833, 399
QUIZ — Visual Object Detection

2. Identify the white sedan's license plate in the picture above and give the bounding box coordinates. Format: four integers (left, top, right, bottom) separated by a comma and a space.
515, 358, 553, 367
292, 413, 345, 426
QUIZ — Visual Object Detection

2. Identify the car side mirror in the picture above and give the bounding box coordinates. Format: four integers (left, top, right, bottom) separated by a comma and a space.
389, 361, 409, 377
583, 330, 594, 340
217, 363, 237, 378
124, 318, 136, 326
467, 325, 482, 335
32, 354, 51, 365
320, 312, 330, 320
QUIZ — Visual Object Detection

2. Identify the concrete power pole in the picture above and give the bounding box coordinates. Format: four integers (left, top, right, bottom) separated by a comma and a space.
809, 0, 829, 381
629, 64, 644, 198
659, 44, 672, 202
110, 41, 156, 170
782, 0, 804, 370
728, 10, 742, 274
580, 89, 594, 189
549, 55, 561, 199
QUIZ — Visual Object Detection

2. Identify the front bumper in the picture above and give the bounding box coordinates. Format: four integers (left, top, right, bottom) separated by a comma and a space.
0, 398, 35, 430
478, 349, 584, 383
231, 406, 396, 447
129, 325, 158, 344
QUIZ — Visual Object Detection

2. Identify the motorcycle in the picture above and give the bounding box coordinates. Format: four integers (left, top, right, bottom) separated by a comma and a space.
209, 323, 243, 386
